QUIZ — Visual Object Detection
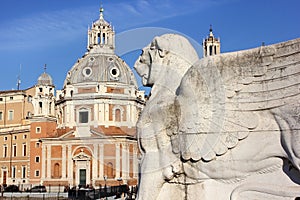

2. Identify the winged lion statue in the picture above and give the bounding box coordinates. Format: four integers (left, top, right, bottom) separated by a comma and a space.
134, 34, 300, 200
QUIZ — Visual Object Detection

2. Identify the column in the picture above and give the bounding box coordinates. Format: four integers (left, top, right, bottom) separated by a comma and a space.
70, 104, 75, 127
62, 145, 66, 178
99, 144, 104, 178
45, 101, 49, 116
115, 143, 120, 178
112, 32, 115, 48
41, 144, 46, 179
99, 103, 105, 122
100, 31, 103, 44
94, 103, 98, 127
67, 145, 72, 182
104, 103, 109, 123
74, 160, 78, 186
46, 145, 51, 178
126, 144, 130, 178
132, 145, 138, 178
92, 144, 98, 182
131, 104, 135, 123
121, 143, 129, 179
126, 105, 130, 124
66, 103, 70, 124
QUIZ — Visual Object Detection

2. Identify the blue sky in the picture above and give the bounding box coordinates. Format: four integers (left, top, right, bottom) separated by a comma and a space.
0, 0, 299, 91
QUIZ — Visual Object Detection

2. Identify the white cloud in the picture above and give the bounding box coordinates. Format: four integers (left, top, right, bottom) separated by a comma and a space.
0, 0, 231, 51
0, 6, 95, 51
122, 4, 142, 16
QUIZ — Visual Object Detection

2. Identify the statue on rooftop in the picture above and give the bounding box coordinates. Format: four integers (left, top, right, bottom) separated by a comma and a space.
134, 34, 300, 200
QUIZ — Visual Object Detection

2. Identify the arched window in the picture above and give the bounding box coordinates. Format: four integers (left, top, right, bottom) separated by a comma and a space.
59, 111, 63, 124
209, 45, 213, 56
97, 33, 101, 44
49, 102, 52, 115
113, 106, 125, 122
107, 162, 114, 178
102, 33, 106, 44
53, 163, 60, 178
115, 109, 121, 122
39, 102, 43, 114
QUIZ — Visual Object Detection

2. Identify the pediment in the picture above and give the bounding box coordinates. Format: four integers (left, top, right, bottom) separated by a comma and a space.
57, 127, 108, 139
73, 151, 90, 161
90, 128, 107, 138
58, 130, 76, 139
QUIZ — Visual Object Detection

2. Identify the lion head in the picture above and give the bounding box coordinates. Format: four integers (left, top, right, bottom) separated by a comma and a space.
134, 34, 199, 88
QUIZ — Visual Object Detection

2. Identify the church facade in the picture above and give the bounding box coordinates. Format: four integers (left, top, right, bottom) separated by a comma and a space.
0, 6, 145, 188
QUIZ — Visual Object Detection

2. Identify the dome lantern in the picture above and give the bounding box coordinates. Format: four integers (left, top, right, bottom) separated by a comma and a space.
202, 25, 221, 57
87, 6, 115, 54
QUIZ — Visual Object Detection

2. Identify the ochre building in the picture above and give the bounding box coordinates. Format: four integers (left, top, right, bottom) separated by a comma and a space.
0, 6, 145, 188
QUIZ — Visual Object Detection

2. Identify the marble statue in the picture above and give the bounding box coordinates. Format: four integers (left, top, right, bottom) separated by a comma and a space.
134, 34, 300, 200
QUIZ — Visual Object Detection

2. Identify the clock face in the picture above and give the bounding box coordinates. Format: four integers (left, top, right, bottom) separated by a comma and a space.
83, 67, 93, 77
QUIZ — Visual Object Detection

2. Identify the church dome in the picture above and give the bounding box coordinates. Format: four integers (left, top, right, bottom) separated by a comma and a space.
64, 7, 137, 88
64, 54, 138, 87
37, 72, 53, 86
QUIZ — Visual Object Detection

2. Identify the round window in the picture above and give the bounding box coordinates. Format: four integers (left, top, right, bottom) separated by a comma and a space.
110, 67, 120, 78
89, 57, 95, 62
86, 68, 91, 75
107, 57, 114, 62
83, 67, 92, 77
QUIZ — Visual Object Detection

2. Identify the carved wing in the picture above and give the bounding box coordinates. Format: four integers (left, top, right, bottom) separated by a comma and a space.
174, 38, 300, 162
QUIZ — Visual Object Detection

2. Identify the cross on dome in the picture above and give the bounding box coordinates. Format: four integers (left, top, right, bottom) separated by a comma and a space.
99, 6, 104, 20
209, 24, 214, 37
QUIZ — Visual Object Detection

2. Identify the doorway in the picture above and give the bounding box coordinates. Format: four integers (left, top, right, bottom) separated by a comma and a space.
79, 169, 86, 186
73, 150, 91, 186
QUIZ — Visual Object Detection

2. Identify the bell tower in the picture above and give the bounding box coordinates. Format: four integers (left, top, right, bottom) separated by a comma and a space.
33, 65, 55, 118
87, 6, 115, 54
202, 25, 221, 57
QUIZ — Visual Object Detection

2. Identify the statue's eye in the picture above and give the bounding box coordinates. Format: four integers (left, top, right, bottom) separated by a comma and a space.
140, 50, 144, 56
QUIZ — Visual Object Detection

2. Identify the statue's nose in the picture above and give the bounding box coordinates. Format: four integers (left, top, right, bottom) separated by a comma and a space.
133, 58, 143, 75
